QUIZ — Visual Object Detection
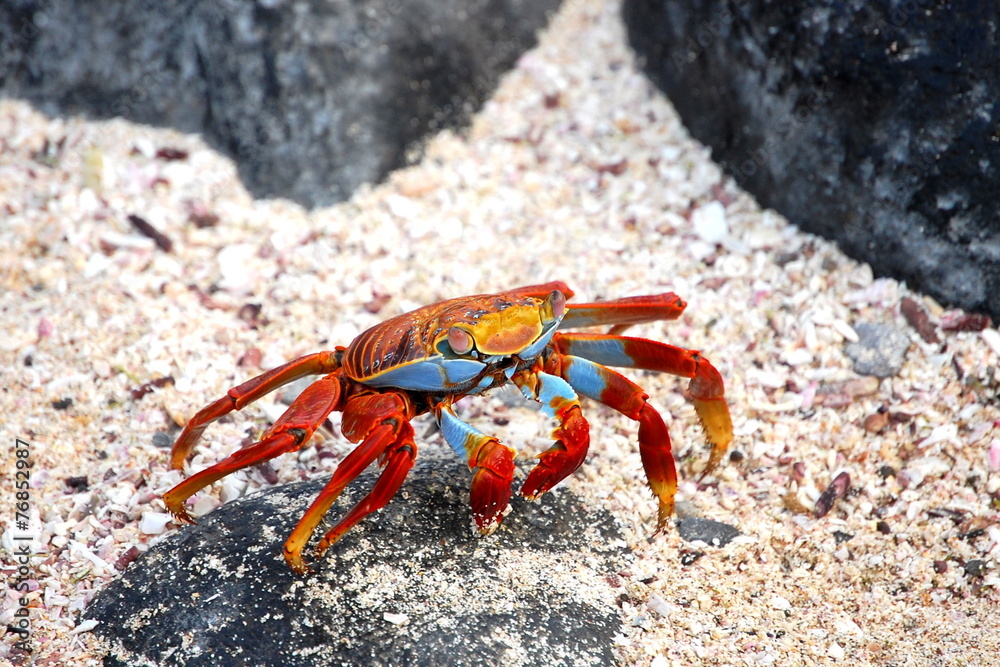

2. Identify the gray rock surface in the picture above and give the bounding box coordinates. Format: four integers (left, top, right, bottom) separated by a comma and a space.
623, 0, 1000, 321
844, 322, 910, 378
86, 456, 630, 667
1, 0, 558, 207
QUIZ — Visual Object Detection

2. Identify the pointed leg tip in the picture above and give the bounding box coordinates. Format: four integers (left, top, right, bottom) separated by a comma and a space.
698, 446, 728, 480
473, 503, 511, 535
286, 558, 312, 575
652, 491, 676, 529
520, 484, 553, 503
284, 547, 316, 575
163, 497, 197, 525
691, 399, 734, 445
521, 466, 560, 502
475, 519, 500, 536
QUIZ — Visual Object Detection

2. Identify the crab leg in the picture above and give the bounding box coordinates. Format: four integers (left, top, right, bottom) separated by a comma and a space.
163, 375, 343, 524
504, 281, 575, 300
512, 370, 591, 501
552, 333, 733, 475
284, 392, 417, 573
546, 354, 678, 526
436, 402, 516, 533
170, 350, 342, 468
560, 293, 687, 332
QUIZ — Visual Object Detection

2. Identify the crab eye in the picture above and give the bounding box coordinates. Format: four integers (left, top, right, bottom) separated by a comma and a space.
447, 327, 474, 354
542, 290, 567, 324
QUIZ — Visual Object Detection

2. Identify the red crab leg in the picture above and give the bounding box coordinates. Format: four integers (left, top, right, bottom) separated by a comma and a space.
169, 350, 342, 468
560, 293, 687, 333
512, 370, 591, 501
163, 375, 343, 524
504, 281, 575, 300
552, 333, 733, 476
545, 353, 678, 526
283, 392, 417, 573
436, 402, 516, 533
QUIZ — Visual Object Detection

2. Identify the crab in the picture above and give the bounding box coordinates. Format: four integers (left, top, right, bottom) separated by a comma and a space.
164, 282, 733, 573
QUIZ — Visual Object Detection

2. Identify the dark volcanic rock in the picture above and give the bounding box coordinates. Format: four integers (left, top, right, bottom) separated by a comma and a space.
0, 0, 558, 207
86, 456, 629, 667
624, 0, 1000, 321
677, 516, 741, 548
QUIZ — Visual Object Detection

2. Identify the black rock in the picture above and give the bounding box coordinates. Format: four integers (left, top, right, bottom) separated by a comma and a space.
624, 0, 1000, 321
0, 0, 558, 208
676, 516, 741, 548
963, 559, 987, 578
832, 530, 854, 545
86, 456, 630, 667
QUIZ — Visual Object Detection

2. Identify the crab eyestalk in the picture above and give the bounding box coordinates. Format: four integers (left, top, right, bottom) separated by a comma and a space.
540, 289, 567, 324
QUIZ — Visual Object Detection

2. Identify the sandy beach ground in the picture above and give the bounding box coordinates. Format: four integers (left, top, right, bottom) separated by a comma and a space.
2, 1, 999, 665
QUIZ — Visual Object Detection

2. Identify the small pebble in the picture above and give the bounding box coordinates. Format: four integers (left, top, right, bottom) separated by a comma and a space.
691, 201, 728, 243
65, 476, 89, 491
833, 530, 854, 544
680, 551, 705, 566
940, 310, 991, 332
677, 517, 741, 547
982, 328, 1000, 356
864, 410, 889, 433
38, 316, 56, 339
964, 560, 987, 577
877, 465, 897, 479
989, 439, 1000, 471
383, 612, 409, 625
138, 512, 173, 535
844, 323, 910, 378
151, 431, 174, 448
115, 546, 142, 571
770, 595, 791, 611
239, 347, 263, 368
902, 457, 950, 488
128, 214, 173, 252
900, 297, 940, 344
815, 472, 850, 518
828, 642, 845, 660
646, 593, 671, 618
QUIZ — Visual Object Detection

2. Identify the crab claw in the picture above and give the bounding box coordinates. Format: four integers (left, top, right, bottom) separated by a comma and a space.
436, 403, 516, 534
521, 404, 590, 500
469, 439, 516, 533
